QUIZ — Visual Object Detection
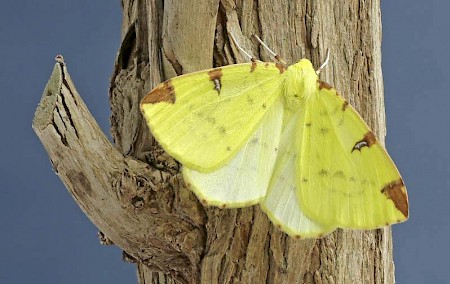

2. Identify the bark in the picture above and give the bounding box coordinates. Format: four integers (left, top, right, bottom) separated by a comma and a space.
33, 0, 396, 283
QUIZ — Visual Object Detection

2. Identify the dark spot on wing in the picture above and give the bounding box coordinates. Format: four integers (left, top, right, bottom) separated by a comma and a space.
208, 68, 223, 81
333, 171, 345, 179
208, 68, 223, 92
206, 116, 216, 125
342, 101, 349, 111
218, 126, 226, 135
306, 122, 312, 127
247, 96, 255, 105
351, 132, 377, 152
319, 128, 329, 134
262, 103, 267, 109
250, 137, 259, 144
142, 80, 175, 104
318, 169, 329, 176
226, 146, 231, 151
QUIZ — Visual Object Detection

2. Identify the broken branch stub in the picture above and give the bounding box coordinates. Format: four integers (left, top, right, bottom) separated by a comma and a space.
32, 58, 206, 283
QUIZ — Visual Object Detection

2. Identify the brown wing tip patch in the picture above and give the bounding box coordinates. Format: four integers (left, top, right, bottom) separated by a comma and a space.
318, 80, 333, 90
351, 132, 377, 152
381, 179, 409, 218
142, 80, 175, 104
208, 68, 223, 92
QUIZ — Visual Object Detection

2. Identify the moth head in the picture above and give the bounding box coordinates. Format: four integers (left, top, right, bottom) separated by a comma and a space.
283, 59, 318, 110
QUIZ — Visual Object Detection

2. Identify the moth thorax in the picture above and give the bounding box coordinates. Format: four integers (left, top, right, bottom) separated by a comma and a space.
283, 59, 318, 110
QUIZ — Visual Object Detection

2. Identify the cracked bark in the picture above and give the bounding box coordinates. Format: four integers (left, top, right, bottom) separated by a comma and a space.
33, 0, 396, 283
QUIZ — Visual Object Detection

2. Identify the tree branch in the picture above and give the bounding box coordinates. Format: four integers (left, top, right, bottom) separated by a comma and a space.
32, 58, 206, 283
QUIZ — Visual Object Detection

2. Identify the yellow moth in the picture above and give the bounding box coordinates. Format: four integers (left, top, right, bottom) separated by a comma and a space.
140, 39, 408, 238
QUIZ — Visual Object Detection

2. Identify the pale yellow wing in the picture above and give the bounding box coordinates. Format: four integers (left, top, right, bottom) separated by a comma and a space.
296, 84, 409, 229
261, 109, 335, 237
140, 62, 285, 172
183, 99, 283, 207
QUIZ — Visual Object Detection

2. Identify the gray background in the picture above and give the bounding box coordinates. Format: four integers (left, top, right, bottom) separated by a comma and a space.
0, 1, 445, 283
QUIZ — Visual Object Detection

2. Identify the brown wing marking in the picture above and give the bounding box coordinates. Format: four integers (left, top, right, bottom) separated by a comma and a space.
318, 80, 333, 90
142, 80, 176, 104
351, 132, 377, 153
381, 179, 409, 218
208, 68, 223, 92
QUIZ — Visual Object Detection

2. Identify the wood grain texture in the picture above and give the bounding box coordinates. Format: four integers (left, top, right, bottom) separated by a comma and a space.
33, 60, 206, 283
34, 0, 396, 283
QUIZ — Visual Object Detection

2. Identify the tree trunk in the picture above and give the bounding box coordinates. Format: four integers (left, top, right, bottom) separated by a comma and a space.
33, 0, 396, 283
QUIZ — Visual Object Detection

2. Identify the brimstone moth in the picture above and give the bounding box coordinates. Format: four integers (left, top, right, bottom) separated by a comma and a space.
140, 41, 408, 238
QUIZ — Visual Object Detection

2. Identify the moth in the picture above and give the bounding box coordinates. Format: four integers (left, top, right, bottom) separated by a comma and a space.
140, 36, 408, 238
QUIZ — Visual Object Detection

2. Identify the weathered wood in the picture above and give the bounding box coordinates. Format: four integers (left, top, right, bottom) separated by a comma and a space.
33, 58, 205, 283
34, 0, 396, 283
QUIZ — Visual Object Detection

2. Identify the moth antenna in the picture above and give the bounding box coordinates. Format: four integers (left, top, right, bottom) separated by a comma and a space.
316, 49, 330, 75
253, 35, 287, 65
229, 33, 254, 61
